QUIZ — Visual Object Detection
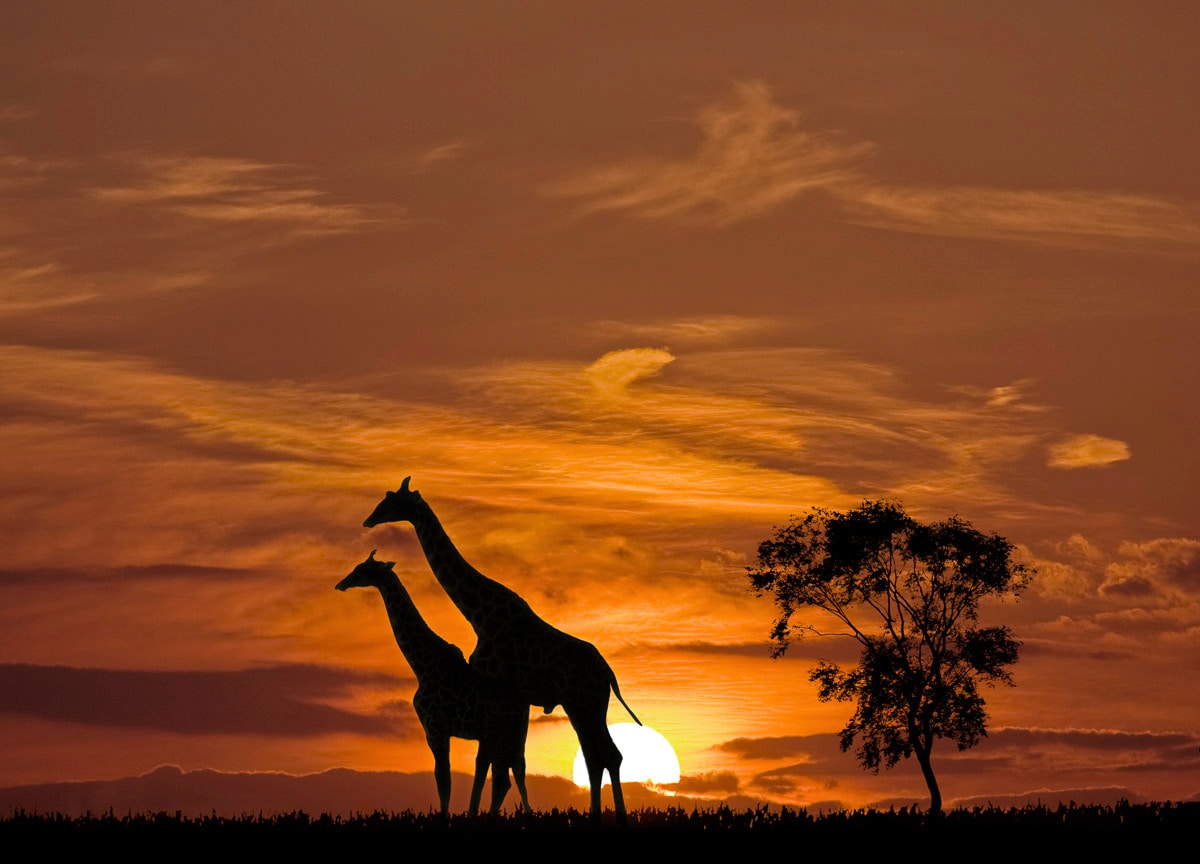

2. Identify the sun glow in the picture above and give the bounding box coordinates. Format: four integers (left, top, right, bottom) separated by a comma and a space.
572, 723, 682, 787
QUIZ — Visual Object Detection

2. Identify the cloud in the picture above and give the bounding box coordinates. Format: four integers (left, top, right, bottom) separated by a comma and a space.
89, 154, 395, 235
545, 80, 871, 226
547, 82, 1200, 250
1029, 533, 1200, 616
414, 140, 471, 170
584, 348, 675, 395
716, 734, 834, 761
665, 641, 778, 659
839, 184, 1200, 250
0, 104, 37, 123
1058, 534, 1105, 563
668, 771, 740, 794
0, 338, 1111, 581
0, 252, 98, 315
589, 315, 781, 348
1027, 559, 1099, 602
930, 727, 1200, 781
987, 727, 1197, 753
1017, 636, 1136, 661
1047, 434, 1131, 469
984, 380, 1043, 409
462, 344, 1079, 519
0, 147, 70, 191
0, 664, 415, 736
1103, 538, 1200, 595
665, 638, 862, 664
0, 563, 275, 586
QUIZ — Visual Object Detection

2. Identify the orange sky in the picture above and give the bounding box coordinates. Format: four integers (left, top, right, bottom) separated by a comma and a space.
2, 3, 1198, 811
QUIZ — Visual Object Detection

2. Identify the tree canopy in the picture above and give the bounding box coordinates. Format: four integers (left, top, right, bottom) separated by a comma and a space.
748, 500, 1032, 812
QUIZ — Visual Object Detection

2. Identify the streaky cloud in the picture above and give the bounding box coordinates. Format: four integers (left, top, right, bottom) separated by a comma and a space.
89, 154, 398, 235
840, 184, 1200, 250
588, 315, 782, 348
0, 562, 276, 585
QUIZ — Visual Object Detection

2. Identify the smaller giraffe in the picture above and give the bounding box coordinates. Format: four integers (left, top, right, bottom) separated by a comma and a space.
336, 550, 531, 817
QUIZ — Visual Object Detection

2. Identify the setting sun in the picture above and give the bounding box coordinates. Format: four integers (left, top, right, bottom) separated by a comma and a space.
573, 724, 682, 788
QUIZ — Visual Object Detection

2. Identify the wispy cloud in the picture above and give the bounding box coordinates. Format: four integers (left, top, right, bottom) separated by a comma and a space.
840, 184, 1200, 250
0, 251, 97, 315
588, 315, 781, 348
0, 104, 37, 123
0, 147, 69, 191
90, 155, 397, 235
0, 338, 1143, 576
545, 80, 871, 226
414, 140, 471, 170
548, 81, 1200, 250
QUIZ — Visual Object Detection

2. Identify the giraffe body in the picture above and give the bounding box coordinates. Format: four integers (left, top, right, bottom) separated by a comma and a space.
336, 551, 530, 817
364, 478, 641, 826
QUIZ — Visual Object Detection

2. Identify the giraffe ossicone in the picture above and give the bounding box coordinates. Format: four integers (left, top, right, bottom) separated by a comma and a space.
336, 549, 531, 817
364, 477, 642, 827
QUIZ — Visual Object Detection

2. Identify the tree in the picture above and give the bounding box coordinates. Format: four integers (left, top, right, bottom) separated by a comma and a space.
747, 500, 1032, 813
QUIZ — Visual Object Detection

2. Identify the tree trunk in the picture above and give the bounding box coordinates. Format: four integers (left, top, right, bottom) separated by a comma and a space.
915, 744, 942, 814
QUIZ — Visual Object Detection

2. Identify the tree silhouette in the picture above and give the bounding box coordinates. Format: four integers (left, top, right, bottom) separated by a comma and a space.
748, 500, 1032, 813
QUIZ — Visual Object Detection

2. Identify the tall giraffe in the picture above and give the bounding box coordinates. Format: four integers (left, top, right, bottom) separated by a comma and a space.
363, 477, 642, 827
336, 550, 531, 817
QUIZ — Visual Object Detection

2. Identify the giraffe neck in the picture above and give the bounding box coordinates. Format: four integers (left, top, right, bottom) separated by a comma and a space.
373, 574, 460, 680
407, 498, 521, 634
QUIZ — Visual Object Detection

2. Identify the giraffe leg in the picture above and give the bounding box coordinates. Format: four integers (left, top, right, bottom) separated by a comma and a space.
512, 754, 531, 813
488, 761, 512, 814
570, 705, 628, 827
469, 743, 489, 817
582, 741, 605, 825
428, 734, 452, 817
608, 752, 628, 829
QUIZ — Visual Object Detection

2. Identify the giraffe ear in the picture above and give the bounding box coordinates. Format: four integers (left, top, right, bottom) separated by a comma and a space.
385, 561, 396, 570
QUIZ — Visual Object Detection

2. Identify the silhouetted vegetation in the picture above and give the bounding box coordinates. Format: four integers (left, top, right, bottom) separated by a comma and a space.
749, 501, 1032, 813
2, 802, 1192, 853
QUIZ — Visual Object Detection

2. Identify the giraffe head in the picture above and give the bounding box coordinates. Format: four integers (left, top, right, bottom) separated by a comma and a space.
363, 476, 423, 528
335, 549, 397, 591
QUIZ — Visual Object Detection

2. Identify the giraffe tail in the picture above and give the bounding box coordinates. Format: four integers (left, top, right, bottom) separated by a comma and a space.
610, 669, 642, 726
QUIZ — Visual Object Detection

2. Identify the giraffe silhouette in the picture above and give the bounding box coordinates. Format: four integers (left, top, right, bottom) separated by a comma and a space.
336, 549, 531, 817
363, 477, 642, 827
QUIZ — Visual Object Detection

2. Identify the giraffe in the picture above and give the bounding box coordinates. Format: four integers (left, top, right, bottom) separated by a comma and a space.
335, 549, 531, 817
363, 477, 642, 827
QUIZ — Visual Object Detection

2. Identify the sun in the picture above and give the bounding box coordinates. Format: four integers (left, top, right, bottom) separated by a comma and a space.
572, 723, 681, 787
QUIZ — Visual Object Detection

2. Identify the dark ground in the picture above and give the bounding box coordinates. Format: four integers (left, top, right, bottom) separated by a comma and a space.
3, 802, 1194, 855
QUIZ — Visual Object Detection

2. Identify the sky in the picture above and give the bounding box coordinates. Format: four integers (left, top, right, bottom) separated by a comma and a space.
1, 3, 1198, 812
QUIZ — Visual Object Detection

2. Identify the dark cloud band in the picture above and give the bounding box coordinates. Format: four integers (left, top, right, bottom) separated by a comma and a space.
0, 663, 414, 737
